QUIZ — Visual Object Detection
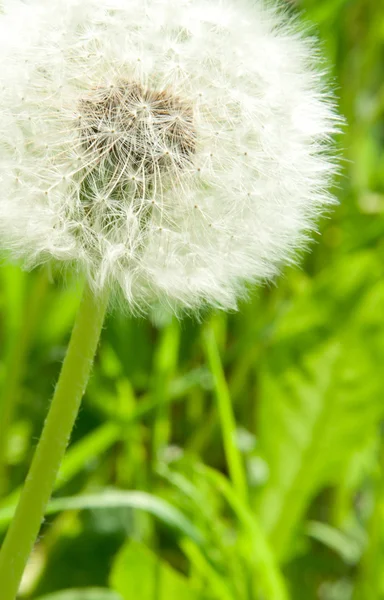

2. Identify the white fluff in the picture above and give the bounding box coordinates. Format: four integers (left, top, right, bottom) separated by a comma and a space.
0, 0, 339, 313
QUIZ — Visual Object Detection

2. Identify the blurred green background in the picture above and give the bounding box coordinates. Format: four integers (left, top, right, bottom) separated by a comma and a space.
1, 0, 383, 598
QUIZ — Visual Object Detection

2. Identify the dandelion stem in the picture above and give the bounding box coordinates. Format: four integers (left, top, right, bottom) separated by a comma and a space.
202, 323, 248, 504
0, 282, 109, 600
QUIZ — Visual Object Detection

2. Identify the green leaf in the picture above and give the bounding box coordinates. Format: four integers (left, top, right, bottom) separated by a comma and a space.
35, 589, 122, 600
306, 520, 362, 565
196, 465, 289, 600
0, 490, 204, 545
110, 540, 201, 600
181, 538, 236, 600
257, 334, 384, 562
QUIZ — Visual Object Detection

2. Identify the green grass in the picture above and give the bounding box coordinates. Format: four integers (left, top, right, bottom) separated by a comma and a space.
1, 0, 384, 598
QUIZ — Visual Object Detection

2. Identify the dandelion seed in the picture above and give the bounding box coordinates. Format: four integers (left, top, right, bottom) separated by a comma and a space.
0, 0, 340, 313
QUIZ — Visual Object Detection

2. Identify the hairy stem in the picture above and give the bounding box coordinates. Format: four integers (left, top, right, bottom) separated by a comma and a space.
0, 282, 109, 600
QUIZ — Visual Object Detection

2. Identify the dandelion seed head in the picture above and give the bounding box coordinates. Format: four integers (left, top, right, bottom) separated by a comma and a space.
0, 0, 341, 313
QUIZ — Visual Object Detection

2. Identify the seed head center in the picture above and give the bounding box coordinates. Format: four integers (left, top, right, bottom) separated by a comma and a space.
79, 81, 196, 181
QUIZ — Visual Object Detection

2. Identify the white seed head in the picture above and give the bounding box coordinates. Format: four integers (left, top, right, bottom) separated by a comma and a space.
0, 0, 340, 313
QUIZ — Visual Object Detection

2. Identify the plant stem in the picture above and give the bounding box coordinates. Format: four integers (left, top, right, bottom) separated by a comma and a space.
152, 319, 180, 462
0, 269, 49, 495
202, 323, 248, 504
0, 282, 109, 600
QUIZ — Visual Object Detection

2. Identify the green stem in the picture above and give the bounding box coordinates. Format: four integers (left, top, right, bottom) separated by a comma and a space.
152, 319, 180, 462
0, 282, 109, 600
0, 269, 49, 495
202, 323, 248, 504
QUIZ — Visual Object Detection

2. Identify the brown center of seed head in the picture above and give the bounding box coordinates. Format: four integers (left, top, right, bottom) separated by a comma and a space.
79, 81, 196, 181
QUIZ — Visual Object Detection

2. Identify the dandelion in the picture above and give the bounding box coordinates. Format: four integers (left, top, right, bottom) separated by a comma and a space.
0, 0, 340, 598
0, 0, 339, 314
